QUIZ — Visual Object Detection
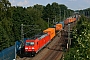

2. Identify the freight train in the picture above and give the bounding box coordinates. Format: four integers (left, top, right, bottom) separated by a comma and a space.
24, 15, 78, 56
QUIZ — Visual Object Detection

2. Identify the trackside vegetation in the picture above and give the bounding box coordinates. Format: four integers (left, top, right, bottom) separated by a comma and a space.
64, 15, 90, 60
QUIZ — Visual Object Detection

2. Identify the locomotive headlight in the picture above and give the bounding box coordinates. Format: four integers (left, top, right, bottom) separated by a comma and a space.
32, 47, 35, 49
25, 48, 28, 49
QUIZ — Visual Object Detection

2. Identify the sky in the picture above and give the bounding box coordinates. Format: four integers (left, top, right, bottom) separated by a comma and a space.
9, 0, 90, 10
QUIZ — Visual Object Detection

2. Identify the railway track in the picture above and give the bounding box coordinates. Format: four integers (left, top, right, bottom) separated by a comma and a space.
40, 30, 67, 60
17, 57, 32, 60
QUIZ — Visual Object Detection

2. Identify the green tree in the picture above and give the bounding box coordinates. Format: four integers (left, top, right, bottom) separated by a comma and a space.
64, 15, 90, 60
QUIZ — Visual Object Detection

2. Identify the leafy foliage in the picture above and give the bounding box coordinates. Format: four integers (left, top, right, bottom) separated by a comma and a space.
78, 8, 90, 17
0, 0, 47, 51
42, 2, 74, 26
64, 15, 90, 60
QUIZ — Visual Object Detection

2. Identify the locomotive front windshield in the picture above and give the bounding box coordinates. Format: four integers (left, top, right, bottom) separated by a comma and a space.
25, 42, 34, 46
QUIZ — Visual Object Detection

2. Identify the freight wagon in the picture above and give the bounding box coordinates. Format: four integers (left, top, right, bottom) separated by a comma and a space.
64, 17, 76, 25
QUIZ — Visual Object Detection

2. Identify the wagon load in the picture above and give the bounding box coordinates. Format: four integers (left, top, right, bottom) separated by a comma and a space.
43, 28, 55, 40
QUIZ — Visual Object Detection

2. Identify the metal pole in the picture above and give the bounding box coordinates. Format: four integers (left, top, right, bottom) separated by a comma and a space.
20, 24, 24, 54
64, 10, 65, 20
53, 19, 54, 24
59, 11, 61, 21
60, 10, 61, 21
88, 11, 89, 18
70, 11, 71, 17
68, 24, 70, 60
68, 24, 71, 47
55, 16, 56, 23
15, 42, 16, 60
83, 11, 85, 16
21, 24, 24, 46
48, 18, 49, 28
67, 43, 68, 49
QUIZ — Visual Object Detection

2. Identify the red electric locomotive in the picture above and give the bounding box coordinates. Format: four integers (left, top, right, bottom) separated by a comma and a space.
25, 32, 50, 56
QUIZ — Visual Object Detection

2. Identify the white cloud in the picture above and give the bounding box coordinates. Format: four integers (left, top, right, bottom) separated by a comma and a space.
9, 0, 16, 6
9, 0, 90, 10
12, 0, 15, 3
17, 0, 29, 7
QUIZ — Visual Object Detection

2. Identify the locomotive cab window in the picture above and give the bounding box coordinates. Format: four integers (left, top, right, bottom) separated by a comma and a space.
25, 42, 34, 46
